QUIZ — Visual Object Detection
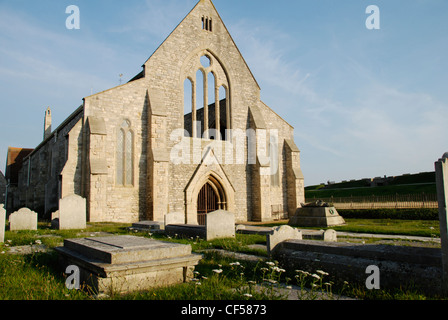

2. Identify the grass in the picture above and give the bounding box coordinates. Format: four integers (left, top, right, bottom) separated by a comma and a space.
321, 218, 440, 238
0, 220, 445, 300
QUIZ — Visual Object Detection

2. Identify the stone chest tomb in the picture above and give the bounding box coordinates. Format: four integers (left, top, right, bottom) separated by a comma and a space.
55, 235, 202, 294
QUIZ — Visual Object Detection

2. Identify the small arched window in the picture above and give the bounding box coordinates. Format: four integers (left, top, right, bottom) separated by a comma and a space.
116, 120, 134, 186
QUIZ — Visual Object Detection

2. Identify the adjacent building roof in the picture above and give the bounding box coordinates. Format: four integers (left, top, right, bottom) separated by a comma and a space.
5, 147, 34, 184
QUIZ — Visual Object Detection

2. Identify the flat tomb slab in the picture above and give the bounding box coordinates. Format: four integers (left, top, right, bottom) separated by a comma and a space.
62, 235, 192, 264
165, 224, 206, 239
131, 221, 164, 231
55, 235, 202, 294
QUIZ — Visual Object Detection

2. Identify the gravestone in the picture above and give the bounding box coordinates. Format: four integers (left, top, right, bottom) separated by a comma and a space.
9, 208, 38, 231
54, 194, 86, 230
165, 210, 236, 241
51, 210, 59, 220
323, 229, 337, 242
0, 204, 5, 243
435, 152, 448, 293
267, 225, 302, 255
165, 212, 185, 226
206, 210, 235, 241
55, 235, 202, 294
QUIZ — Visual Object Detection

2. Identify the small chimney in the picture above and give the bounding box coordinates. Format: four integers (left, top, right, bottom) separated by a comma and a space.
44, 107, 52, 140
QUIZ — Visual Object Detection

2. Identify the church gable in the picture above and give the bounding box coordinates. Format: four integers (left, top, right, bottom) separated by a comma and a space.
144, 0, 259, 90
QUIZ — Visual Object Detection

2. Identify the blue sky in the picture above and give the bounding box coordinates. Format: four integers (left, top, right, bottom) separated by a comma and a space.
0, 0, 447, 186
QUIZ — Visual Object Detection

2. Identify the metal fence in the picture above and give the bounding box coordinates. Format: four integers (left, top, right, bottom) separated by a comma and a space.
305, 193, 438, 210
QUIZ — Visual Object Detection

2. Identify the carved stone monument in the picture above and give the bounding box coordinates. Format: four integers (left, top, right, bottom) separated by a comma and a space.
55, 235, 202, 294
288, 200, 345, 228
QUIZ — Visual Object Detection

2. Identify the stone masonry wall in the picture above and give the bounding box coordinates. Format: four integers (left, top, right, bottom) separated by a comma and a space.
83, 78, 148, 223
17, 108, 84, 218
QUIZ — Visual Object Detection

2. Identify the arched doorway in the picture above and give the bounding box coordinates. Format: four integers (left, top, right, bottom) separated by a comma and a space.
197, 176, 227, 225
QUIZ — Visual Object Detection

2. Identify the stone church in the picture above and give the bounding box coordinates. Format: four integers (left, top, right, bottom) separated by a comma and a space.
5, 0, 305, 224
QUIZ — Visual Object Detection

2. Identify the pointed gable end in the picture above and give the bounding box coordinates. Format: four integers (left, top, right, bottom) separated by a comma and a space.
143, 0, 260, 91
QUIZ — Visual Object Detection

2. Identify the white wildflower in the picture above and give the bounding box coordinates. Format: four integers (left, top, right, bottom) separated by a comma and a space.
316, 270, 329, 276
311, 274, 320, 280
212, 269, 223, 274
243, 293, 253, 298
266, 261, 275, 266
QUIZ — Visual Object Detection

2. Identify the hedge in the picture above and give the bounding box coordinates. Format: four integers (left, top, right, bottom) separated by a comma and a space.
337, 208, 439, 221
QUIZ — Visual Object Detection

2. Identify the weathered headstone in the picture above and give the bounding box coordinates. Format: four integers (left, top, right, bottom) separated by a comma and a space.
51, 210, 59, 220
0, 204, 5, 243
55, 235, 202, 294
9, 208, 38, 231
165, 212, 185, 226
54, 194, 86, 230
323, 229, 337, 242
435, 152, 448, 293
267, 225, 302, 255
50, 210, 59, 229
205, 210, 235, 241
